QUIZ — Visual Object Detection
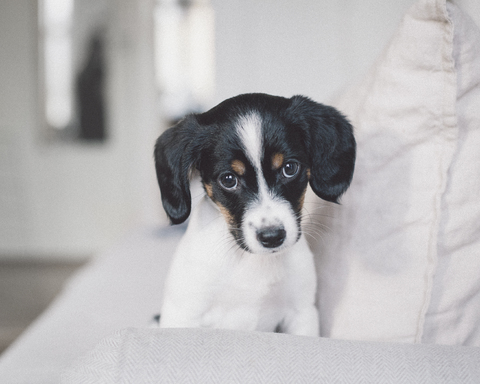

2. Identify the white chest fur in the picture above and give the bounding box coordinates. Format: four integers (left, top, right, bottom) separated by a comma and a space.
159, 197, 319, 336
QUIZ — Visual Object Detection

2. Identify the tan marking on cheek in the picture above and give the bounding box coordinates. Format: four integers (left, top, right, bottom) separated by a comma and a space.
272, 153, 284, 170
231, 160, 246, 175
298, 187, 308, 211
204, 183, 235, 225
306, 168, 311, 180
217, 203, 235, 226
204, 183, 213, 199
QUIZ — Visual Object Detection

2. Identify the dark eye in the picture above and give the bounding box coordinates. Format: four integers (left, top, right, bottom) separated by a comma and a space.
282, 162, 300, 178
219, 173, 238, 190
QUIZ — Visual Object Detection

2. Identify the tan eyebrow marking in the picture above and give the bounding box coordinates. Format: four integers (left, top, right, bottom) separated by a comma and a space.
231, 160, 246, 175
272, 153, 284, 170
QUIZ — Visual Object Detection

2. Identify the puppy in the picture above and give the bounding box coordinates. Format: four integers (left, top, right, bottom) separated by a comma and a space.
154, 93, 355, 336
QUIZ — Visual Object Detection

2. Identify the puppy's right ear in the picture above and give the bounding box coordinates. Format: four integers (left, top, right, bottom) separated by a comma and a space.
154, 116, 201, 225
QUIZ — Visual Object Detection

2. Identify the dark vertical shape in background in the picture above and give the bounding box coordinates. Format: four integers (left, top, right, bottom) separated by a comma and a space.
76, 33, 106, 141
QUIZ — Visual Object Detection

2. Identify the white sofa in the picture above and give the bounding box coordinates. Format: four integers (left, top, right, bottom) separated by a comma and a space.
1, 0, 480, 382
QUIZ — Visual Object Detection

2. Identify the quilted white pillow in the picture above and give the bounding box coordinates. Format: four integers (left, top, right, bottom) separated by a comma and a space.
307, 0, 480, 345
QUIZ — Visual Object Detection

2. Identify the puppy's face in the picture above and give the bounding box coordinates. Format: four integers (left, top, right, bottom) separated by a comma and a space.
200, 112, 310, 254
155, 94, 356, 254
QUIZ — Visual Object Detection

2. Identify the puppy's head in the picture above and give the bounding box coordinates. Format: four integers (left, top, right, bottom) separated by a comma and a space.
154, 93, 355, 254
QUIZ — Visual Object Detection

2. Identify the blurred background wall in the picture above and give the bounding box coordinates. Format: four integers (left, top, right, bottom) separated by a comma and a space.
1, 0, 479, 260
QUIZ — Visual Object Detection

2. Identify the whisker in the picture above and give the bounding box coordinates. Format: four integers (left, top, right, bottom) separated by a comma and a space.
302, 231, 321, 242
301, 225, 329, 243
303, 220, 333, 234
302, 225, 325, 238
302, 223, 325, 236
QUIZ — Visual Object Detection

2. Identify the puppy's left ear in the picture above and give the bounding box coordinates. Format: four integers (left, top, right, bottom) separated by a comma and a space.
287, 95, 356, 203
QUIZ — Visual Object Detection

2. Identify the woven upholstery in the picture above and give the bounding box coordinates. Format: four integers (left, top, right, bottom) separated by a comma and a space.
64, 328, 480, 383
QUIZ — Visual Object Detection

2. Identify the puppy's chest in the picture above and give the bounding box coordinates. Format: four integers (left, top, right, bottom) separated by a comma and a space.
201, 258, 288, 330
217, 259, 285, 302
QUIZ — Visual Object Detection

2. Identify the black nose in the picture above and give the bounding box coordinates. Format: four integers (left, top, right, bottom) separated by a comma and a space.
257, 227, 286, 249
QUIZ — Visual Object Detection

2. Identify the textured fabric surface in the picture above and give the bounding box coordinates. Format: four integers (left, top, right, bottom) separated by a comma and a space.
63, 328, 480, 383
307, 0, 480, 344
422, 2, 480, 346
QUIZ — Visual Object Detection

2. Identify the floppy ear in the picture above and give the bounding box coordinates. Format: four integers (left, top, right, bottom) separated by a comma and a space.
154, 115, 203, 224
287, 95, 356, 203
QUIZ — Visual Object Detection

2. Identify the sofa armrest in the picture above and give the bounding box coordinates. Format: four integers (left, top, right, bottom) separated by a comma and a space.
64, 328, 480, 383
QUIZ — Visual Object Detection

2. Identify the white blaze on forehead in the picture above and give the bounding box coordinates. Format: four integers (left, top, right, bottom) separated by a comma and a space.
235, 112, 263, 173
235, 112, 300, 254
